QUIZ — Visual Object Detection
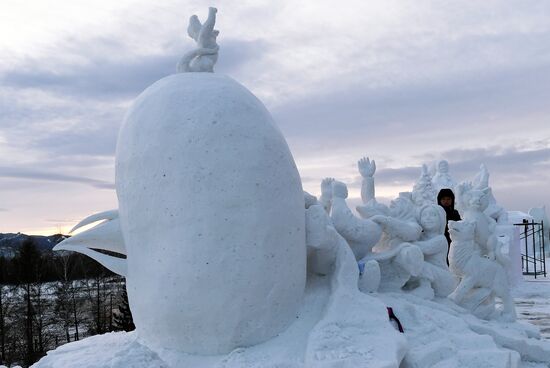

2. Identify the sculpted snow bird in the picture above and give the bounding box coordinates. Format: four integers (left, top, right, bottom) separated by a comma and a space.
55, 7, 307, 355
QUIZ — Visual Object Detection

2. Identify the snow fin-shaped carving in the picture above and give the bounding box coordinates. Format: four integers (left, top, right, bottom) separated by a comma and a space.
53, 210, 127, 276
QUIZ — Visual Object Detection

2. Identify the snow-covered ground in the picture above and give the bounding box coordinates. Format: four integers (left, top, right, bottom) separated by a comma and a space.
514, 276, 550, 341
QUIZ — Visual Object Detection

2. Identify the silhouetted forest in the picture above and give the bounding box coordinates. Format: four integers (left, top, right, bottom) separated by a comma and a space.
0, 237, 134, 367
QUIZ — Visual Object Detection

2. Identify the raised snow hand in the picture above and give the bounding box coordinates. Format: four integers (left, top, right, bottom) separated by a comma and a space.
177, 7, 219, 73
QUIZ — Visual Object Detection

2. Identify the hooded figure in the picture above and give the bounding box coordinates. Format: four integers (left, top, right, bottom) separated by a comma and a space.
437, 188, 461, 265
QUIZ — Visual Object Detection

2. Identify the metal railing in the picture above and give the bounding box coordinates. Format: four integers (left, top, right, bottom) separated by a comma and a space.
514, 220, 546, 278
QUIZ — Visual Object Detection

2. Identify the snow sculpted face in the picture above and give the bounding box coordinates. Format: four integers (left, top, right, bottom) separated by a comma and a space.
115, 73, 306, 354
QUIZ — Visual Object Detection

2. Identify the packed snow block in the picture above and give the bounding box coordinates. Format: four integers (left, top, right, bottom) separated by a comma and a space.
115, 72, 306, 355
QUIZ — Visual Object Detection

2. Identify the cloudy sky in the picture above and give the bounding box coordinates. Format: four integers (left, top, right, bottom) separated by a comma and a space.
1, 0, 549, 235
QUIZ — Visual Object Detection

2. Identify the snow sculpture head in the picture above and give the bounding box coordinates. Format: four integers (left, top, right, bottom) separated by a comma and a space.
457, 183, 490, 213
418, 204, 446, 235
389, 193, 415, 221
431, 159, 456, 192
332, 180, 349, 199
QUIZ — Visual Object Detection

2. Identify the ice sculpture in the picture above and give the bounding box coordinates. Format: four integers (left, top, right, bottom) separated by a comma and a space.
56, 8, 307, 355
403, 204, 455, 299
448, 220, 517, 321
431, 160, 456, 192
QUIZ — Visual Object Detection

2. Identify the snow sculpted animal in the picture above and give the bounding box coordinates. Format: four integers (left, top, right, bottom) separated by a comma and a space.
55, 8, 306, 355
448, 220, 516, 321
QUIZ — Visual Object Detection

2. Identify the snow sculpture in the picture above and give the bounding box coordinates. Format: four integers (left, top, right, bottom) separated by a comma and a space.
334, 156, 424, 293
56, 8, 307, 355
431, 160, 456, 192
327, 175, 423, 293
54, 210, 126, 276
528, 205, 550, 247
116, 77, 305, 355
411, 164, 437, 207
356, 156, 389, 218
371, 192, 423, 250
403, 204, 455, 299
305, 193, 339, 276
329, 179, 383, 260
473, 164, 508, 224
177, 7, 219, 73
365, 194, 424, 293
456, 182, 498, 259
448, 220, 517, 321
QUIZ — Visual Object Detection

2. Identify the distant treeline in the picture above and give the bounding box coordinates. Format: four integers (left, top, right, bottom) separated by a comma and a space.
0, 236, 116, 285
0, 237, 134, 367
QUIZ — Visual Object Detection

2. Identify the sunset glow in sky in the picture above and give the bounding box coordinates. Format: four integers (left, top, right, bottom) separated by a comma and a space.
1, 0, 549, 235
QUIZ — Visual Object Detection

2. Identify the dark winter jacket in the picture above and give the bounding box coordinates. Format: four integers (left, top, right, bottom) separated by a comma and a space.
437, 188, 461, 265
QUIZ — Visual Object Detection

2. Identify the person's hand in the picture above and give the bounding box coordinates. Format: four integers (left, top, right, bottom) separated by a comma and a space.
358, 157, 376, 178
321, 177, 335, 198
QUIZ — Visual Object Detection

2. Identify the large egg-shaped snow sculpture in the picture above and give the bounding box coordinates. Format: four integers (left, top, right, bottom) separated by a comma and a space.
115, 72, 306, 355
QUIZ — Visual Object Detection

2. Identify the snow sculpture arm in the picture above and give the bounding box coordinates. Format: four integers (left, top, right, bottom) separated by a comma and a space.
319, 177, 335, 213
356, 156, 389, 218
409, 236, 447, 256
358, 156, 376, 204
371, 215, 422, 242
177, 7, 219, 73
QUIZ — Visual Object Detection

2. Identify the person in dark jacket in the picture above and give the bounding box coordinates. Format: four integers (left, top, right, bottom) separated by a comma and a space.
437, 188, 461, 265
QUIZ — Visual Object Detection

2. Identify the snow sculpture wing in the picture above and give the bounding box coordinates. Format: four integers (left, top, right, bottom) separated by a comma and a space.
53, 210, 127, 276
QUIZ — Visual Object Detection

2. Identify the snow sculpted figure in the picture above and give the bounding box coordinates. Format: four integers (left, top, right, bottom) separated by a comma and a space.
448, 220, 516, 321
403, 204, 455, 299
431, 160, 456, 192
55, 9, 307, 355
177, 7, 219, 73
411, 164, 437, 207
456, 182, 498, 259
329, 179, 383, 261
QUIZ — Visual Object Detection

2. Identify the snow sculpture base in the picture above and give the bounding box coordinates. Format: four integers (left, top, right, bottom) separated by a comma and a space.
33, 248, 408, 368
379, 292, 550, 367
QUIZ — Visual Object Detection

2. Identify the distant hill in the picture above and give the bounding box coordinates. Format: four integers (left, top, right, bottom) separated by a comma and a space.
0, 233, 68, 258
